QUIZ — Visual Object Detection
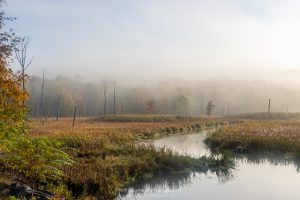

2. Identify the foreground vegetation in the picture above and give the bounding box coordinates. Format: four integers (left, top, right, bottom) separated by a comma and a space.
1, 117, 236, 199
205, 120, 300, 156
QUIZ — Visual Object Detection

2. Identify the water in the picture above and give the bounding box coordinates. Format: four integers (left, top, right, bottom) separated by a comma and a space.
117, 130, 300, 200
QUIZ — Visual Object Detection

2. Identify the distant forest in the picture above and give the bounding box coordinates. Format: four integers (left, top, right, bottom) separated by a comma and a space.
26, 75, 300, 118
27, 75, 193, 118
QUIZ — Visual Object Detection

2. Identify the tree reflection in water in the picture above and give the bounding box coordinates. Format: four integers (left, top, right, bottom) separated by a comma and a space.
118, 131, 300, 199
119, 167, 235, 198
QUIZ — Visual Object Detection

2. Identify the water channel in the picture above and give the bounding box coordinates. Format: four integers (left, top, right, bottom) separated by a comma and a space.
118, 129, 300, 200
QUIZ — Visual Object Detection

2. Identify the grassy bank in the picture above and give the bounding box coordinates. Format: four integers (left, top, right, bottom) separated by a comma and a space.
60, 137, 233, 199
95, 114, 198, 122
233, 112, 300, 120
2, 116, 236, 199
205, 120, 300, 156
30, 116, 240, 140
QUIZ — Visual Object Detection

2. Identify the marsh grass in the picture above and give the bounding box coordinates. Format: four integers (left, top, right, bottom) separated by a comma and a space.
94, 114, 201, 122
1, 117, 237, 200
59, 137, 234, 199
234, 112, 300, 120
205, 121, 300, 157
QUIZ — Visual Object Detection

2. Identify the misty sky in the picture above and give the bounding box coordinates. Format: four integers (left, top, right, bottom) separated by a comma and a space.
6, 0, 300, 82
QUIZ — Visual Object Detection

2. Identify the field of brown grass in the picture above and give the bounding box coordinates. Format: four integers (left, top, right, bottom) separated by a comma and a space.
205, 120, 300, 155
29, 116, 229, 139
26, 116, 234, 199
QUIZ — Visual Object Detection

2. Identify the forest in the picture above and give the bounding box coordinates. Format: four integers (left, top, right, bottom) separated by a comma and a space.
27, 75, 300, 119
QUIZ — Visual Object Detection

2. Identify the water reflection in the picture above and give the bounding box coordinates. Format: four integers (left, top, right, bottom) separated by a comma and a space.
118, 131, 300, 200
236, 152, 300, 173
119, 170, 237, 200
119, 168, 236, 197
148, 130, 213, 158
119, 172, 193, 197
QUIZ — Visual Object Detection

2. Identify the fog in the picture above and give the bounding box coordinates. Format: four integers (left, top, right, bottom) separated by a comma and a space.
26, 75, 300, 117
6, 0, 300, 115
7, 1, 300, 79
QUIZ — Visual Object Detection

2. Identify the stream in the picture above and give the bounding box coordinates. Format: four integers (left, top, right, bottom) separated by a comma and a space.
117, 129, 300, 200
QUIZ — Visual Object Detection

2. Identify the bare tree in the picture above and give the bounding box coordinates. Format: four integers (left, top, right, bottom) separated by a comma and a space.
206, 100, 215, 117
72, 105, 77, 127
268, 98, 271, 117
14, 37, 34, 94
40, 70, 45, 122
113, 80, 116, 116
103, 82, 108, 118
56, 95, 61, 121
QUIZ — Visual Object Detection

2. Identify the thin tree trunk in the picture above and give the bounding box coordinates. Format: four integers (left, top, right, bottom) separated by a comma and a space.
56, 95, 60, 121
22, 68, 25, 107
113, 81, 116, 116
103, 95, 107, 118
103, 83, 107, 118
40, 70, 45, 122
268, 98, 271, 117
73, 106, 77, 127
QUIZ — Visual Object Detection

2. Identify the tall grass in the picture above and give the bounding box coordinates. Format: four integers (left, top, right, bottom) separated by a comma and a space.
233, 112, 300, 120
60, 136, 234, 199
0, 117, 237, 199
205, 121, 300, 156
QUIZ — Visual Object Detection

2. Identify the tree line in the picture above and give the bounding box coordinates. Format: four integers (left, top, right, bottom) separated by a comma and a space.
27, 75, 196, 119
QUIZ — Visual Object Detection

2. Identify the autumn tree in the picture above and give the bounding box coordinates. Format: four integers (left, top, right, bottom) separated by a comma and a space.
206, 100, 215, 117
145, 99, 156, 114
0, 1, 72, 185
172, 95, 190, 116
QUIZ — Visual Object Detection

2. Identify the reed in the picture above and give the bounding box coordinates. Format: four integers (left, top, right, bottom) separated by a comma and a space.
205, 120, 300, 156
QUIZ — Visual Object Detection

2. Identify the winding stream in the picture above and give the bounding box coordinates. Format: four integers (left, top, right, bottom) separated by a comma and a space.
117, 130, 300, 200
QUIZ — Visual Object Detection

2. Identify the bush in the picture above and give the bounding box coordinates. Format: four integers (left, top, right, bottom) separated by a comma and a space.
0, 34, 72, 185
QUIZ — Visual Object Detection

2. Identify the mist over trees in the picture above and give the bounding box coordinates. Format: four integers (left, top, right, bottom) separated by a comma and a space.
25, 75, 300, 118
206, 101, 215, 117
27, 76, 193, 117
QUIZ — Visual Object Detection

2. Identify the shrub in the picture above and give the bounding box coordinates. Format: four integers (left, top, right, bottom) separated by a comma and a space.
0, 9, 72, 186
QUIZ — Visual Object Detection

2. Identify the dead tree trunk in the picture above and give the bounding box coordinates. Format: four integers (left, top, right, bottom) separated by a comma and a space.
103, 82, 107, 118
14, 37, 34, 107
40, 70, 45, 122
73, 106, 77, 127
56, 95, 61, 121
268, 98, 271, 117
113, 81, 116, 116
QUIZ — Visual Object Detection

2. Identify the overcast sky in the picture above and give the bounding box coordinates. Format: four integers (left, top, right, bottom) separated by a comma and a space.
6, 0, 300, 83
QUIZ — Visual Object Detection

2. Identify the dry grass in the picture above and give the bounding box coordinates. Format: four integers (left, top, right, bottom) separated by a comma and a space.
25, 116, 235, 199
205, 120, 300, 155
29, 116, 230, 140
30, 117, 172, 137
